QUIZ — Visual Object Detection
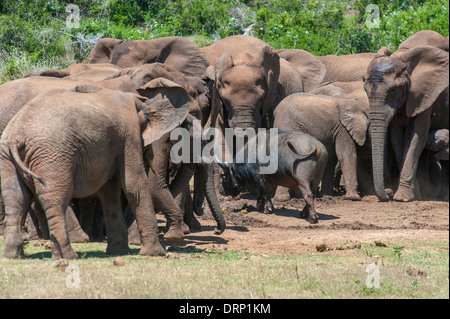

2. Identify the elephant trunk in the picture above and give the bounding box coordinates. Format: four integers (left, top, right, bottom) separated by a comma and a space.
370, 110, 392, 202
198, 162, 226, 234
193, 170, 205, 216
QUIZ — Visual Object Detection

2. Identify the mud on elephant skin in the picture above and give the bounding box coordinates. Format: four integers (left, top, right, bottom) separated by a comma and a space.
0, 79, 190, 259
217, 130, 328, 224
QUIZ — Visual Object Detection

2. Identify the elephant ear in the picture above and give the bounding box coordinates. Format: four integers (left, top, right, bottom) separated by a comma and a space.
337, 99, 369, 146
137, 78, 190, 146
400, 46, 449, 118
86, 38, 123, 64
278, 49, 326, 92
254, 46, 281, 119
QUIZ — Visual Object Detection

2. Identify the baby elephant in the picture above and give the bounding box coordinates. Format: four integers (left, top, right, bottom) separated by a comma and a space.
217, 130, 328, 223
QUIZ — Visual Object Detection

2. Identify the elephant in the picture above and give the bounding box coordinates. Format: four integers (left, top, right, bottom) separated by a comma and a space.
0, 78, 190, 259
317, 52, 376, 82
23, 63, 123, 81
217, 130, 328, 223
364, 34, 449, 202
0, 74, 139, 240
100, 62, 225, 239
272, 90, 370, 200
202, 36, 306, 131
86, 36, 209, 78
397, 30, 449, 53
277, 47, 376, 83
417, 129, 449, 200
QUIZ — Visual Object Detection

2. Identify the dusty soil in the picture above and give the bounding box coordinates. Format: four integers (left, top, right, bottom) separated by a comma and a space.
178, 193, 449, 254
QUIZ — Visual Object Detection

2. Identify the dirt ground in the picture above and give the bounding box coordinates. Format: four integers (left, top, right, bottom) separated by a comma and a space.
181, 193, 449, 254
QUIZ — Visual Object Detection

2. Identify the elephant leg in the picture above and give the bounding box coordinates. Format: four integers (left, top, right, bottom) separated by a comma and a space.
336, 134, 360, 201
1, 162, 34, 258
30, 200, 50, 239
170, 163, 200, 232
151, 186, 186, 241
394, 109, 432, 202
321, 156, 337, 196
193, 170, 205, 216
120, 163, 165, 256
78, 197, 105, 242
64, 205, 90, 243
96, 177, 130, 255
37, 190, 78, 260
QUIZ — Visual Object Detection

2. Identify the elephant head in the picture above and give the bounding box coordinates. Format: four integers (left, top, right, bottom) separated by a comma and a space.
364, 45, 449, 201
208, 45, 280, 131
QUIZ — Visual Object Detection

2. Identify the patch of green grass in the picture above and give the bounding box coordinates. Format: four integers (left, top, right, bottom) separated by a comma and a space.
0, 237, 448, 299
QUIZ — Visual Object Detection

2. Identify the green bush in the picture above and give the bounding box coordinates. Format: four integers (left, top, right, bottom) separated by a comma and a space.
0, 0, 448, 83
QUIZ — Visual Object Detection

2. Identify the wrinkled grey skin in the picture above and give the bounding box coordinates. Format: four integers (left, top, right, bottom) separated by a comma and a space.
273, 92, 370, 201
364, 35, 449, 202
218, 130, 328, 224
0, 79, 190, 259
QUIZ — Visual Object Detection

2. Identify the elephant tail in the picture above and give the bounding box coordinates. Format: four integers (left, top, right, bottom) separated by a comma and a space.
9, 143, 46, 187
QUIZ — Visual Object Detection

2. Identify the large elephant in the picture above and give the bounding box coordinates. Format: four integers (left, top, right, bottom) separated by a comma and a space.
0, 74, 138, 240
86, 37, 209, 78
202, 35, 304, 132
364, 32, 449, 202
273, 90, 370, 200
0, 79, 190, 259
105, 63, 225, 239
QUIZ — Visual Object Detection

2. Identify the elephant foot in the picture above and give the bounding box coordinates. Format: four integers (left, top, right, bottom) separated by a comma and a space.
344, 191, 361, 201
393, 187, 415, 202
3, 244, 25, 259
139, 242, 165, 256
164, 226, 185, 242
193, 205, 204, 216
53, 248, 79, 260
385, 188, 394, 198
106, 244, 130, 256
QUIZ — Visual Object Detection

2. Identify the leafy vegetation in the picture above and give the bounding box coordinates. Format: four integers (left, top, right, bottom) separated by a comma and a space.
0, 0, 449, 83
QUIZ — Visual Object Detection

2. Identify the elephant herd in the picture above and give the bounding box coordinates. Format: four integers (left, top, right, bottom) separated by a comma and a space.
0, 30, 448, 260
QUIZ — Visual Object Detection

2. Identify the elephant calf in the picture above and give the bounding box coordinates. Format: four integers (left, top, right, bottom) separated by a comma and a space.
0, 79, 189, 259
217, 130, 328, 223
273, 92, 370, 200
